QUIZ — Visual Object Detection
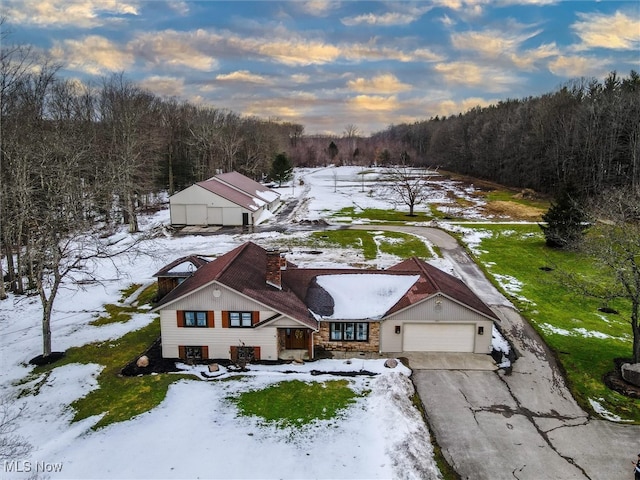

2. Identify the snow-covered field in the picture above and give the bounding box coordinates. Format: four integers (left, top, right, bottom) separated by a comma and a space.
0, 167, 499, 480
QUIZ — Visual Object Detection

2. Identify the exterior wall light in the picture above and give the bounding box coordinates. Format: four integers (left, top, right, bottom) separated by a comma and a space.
478, 326, 484, 335
395, 325, 401, 334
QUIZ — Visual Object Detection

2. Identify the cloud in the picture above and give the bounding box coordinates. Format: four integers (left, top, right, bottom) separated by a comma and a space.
347, 74, 412, 94
548, 55, 611, 78
298, 1, 341, 16
452, 28, 541, 57
342, 12, 420, 27
451, 26, 559, 70
572, 11, 640, 51
139, 76, 185, 98
128, 30, 218, 71
348, 95, 399, 111
167, 1, 189, 16
4, 0, 138, 28
216, 70, 270, 84
433, 61, 519, 91
50, 36, 134, 75
341, 5, 432, 26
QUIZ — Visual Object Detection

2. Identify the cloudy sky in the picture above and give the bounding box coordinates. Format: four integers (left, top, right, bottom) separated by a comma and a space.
3, 0, 639, 135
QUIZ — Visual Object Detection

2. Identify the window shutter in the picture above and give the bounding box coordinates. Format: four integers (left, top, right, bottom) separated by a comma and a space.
202, 346, 209, 359
222, 311, 229, 328
207, 311, 215, 328
177, 311, 184, 327
252, 311, 259, 325
253, 346, 261, 360
178, 346, 186, 359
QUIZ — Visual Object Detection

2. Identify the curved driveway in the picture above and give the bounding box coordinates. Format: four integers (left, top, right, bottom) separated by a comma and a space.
351, 224, 639, 480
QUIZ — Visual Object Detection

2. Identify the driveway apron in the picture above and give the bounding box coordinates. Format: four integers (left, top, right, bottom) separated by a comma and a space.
350, 224, 639, 480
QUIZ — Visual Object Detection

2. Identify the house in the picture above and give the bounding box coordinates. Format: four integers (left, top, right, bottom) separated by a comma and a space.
151, 242, 498, 362
169, 171, 281, 227
153, 255, 210, 300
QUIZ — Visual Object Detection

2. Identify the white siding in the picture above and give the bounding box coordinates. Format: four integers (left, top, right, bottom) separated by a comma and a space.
222, 207, 242, 225
160, 309, 278, 359
403, 323, 475, 352
207, 207, 223, 225
169, 184, 253, 226
160, 284, 295, 361
380, 296, 493, 354
170, 204, 186, 225
186, 204, 206, 225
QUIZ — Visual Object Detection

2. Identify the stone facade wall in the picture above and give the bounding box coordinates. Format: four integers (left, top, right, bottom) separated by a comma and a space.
314, 322, 380, 353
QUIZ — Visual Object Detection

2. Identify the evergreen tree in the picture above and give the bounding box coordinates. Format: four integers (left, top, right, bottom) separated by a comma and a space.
539, 187, 589, 249
270, 152, 292, 187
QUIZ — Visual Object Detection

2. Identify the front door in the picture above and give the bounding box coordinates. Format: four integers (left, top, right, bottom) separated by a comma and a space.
285, 329, 307, 349
242, 212, 250, 226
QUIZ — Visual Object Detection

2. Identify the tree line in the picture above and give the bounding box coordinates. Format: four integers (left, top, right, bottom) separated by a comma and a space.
375, 71, 640, 197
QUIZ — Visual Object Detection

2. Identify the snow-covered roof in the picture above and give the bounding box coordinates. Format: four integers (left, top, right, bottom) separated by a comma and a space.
312, 274, 420, 320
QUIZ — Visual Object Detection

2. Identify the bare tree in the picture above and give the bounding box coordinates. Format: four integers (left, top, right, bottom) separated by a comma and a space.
0, 394, 31, 461
583, 187, 640, 363
382, 166, 434, 216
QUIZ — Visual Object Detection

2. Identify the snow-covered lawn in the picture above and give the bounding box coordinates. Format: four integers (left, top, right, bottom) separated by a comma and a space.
5, 166, 503, 479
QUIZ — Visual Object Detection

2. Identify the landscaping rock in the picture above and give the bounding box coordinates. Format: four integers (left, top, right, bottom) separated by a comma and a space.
621, 363, 640, 387
384, 358, 398, 369
208, 363, 219, 373
136, 355, 149, 368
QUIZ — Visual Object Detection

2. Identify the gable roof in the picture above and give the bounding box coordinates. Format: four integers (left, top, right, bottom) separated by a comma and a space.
153, 242, 317, 329
214, 171, 280, 204
196, 178, 266, 212
153, 255, 210, 278
189, 171, 281, 212
387, 257, 497, 318
153, 242, 498, 326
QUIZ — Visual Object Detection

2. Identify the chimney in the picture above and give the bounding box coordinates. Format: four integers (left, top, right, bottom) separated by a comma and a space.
266, 249, 286, 289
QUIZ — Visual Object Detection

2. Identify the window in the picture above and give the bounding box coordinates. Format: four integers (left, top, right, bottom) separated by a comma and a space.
230, 311, 252, 328
185, 346, 203, 360
184, 311, 207, 327
329, 322, 369, 341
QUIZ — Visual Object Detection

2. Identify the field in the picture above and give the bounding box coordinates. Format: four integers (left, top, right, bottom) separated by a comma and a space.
0, 166, 636, 480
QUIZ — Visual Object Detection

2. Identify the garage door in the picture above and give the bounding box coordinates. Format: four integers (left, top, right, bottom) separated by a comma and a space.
403, 323, 475, 352
186, 204, 207, 225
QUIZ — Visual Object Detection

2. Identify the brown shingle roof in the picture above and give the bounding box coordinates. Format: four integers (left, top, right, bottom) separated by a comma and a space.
387, 257, 497, 318
152, 242, 318, 329
152, 255, 210, 278
153, 242, 497, 326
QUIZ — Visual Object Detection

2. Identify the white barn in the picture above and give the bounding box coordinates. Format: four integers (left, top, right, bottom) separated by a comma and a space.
169, 172, 281, 227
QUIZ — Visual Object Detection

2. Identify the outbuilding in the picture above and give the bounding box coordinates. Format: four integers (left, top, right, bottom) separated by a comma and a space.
169, 172, 281, 227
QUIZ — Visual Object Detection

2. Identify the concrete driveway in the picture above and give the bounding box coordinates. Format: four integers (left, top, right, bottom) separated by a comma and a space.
352, 225, 640, 480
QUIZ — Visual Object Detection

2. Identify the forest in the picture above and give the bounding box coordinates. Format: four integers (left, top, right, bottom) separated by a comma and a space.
1, 30, 639, 302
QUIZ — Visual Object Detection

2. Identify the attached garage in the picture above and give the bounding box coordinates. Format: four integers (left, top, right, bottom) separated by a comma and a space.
402, 323, 476, 352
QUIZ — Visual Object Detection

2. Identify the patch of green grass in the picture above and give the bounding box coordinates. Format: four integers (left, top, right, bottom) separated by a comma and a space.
90, 284, 158, 326
119, 283, 142, 302
230, 379, 360, 428
306, 229, 433, 261
312, 230, 378, 260
90, 303, 138, 326
332, 206, 433, 223
25, 318, 189, 429
374, 230, 432, 258
466, 224, 639, 422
